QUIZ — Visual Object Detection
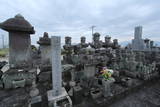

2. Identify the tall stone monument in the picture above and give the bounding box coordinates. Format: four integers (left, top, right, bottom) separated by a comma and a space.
131, 26, 145, 51
51, 36, 62, 96
0, 14, 35, 67
47, 36, 72, 107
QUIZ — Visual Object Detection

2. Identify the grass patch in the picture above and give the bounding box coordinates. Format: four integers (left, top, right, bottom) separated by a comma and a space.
0, 48, 9, 57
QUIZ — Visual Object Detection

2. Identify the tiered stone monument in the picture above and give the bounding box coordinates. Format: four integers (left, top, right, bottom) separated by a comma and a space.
0, 14, 35, 67
47, 36, 72, 107
37, 32, 51, 64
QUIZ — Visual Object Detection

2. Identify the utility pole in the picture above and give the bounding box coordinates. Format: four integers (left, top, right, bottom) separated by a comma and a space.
91, 25, 96, 36
1, 35, 4, 49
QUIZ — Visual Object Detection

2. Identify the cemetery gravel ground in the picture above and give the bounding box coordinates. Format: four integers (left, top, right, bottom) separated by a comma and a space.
76, 79, 160, 107
109, 79, 160, 107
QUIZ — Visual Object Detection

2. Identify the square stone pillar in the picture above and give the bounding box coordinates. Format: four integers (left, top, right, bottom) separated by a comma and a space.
47, 36, 72, 107
51, 36, 62, 96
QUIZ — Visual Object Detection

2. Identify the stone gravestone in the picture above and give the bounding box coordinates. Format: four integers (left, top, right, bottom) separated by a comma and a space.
47, 36, 72, 107
0, 14, 35, 67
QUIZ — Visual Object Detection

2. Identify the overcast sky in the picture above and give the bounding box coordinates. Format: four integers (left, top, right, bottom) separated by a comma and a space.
0, 0, 160, 45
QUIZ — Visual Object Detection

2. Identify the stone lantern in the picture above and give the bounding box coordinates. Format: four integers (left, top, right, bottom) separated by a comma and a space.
37, 32, 51, 64
0, 14, 35, 67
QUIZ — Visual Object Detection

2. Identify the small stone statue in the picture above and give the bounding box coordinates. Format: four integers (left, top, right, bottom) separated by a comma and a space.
73, 36, 89, 54
63, 36, 73, 54
63, 36, 74, 64
79, 36, 89, 48
90, 32, 103, 49
112, 39, 120, 49
103, 36, 112, 48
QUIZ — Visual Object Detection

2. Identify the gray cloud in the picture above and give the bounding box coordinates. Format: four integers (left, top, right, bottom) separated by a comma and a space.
0, 0, 160, 45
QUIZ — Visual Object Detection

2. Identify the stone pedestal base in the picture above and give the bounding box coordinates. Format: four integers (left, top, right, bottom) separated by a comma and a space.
47, 87, 72, 107
29, 96, 42, 107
